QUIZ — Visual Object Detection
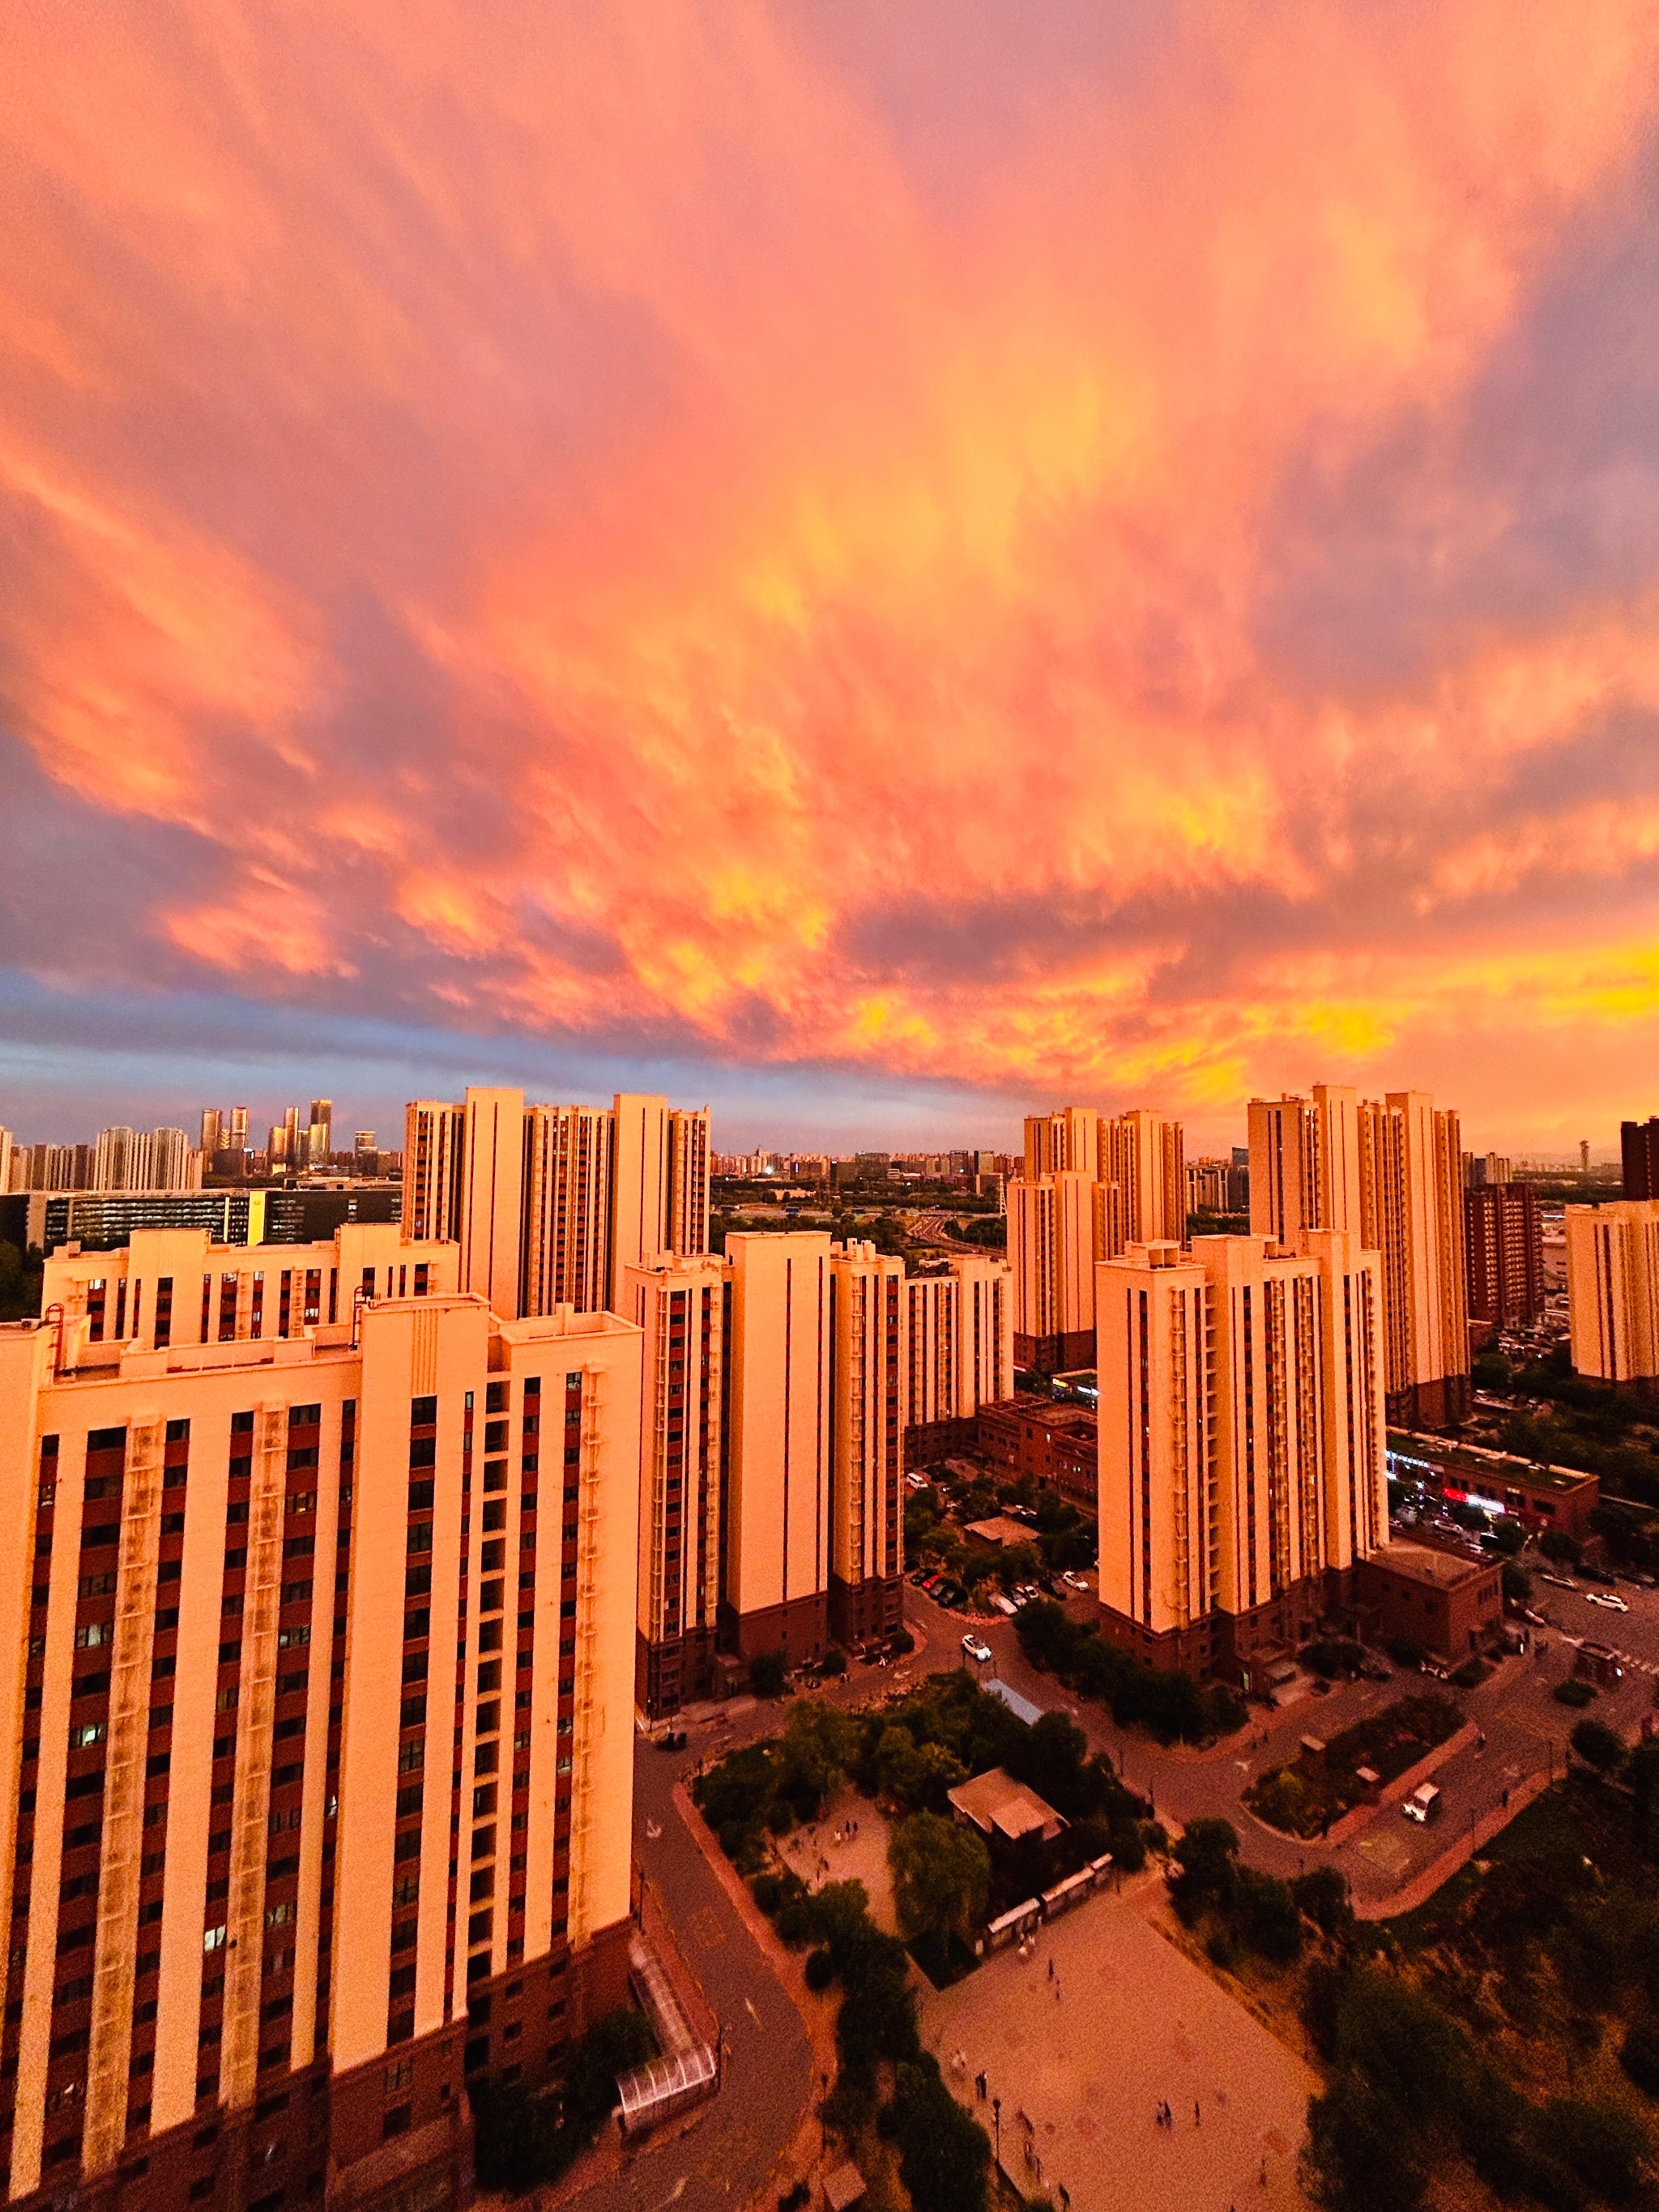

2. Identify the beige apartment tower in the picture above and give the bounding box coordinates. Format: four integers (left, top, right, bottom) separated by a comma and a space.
1567, 1201, 1659, 1387
1097, 1231, 1387, 1680
401, 1102, 466, 1246
0, 1283, 641, 2212
904, 1259, 1015, 1463
826, 1243, 905, 1647
622, 1253, 727, 1716
520, 1105, 612, 1317
1248, 1086, 1467, 1427
41, 1224, 458, 1355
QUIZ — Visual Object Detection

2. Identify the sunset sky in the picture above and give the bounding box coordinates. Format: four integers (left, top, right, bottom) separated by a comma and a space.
4, 0, 1659, 1151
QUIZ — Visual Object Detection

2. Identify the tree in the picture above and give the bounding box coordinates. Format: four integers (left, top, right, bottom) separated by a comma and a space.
1571, 1718, 1626, 1774
1621, 2019, 1659, 2096
1005, 1710, 1097, 1820
1169, 1818, 1239, 1915
750, 1649, 787, 1698
883, 2058, 992, 2212
1539, 1529, 1584, 1565
889, 1811, 991, 1950
1303, 2073, 1426, 2212
1293, 1865, 1355, 1938
1540, 2096, 1648, 2203
0, 1242, 42, 1323
1501, 1559, 1531, 1603
875, 1724, 967, 1814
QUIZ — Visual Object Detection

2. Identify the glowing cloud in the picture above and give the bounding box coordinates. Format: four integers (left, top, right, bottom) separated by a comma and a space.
2, 0, 1659, 1142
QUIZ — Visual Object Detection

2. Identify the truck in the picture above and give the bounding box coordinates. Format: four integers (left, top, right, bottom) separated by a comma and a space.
1402, 1783, 1443, 1825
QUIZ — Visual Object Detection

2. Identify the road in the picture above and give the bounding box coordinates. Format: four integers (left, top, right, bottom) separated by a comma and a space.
900, 1576, 1637, 1908
562, 1734, 813, 2212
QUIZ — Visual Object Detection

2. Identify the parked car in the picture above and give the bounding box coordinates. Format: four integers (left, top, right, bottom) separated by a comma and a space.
1062, 1570, 1091, 1591
1582, 1564, 1619, 1587
1588, 1591, 1631, 1613
1537, 1572, 1577, 1591
1402, 1783, 1443, 1824
961, 1634, 994, 1664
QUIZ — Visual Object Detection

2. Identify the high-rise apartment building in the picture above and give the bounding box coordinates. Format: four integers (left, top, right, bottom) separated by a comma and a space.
1022, 1109, 1098, 1181
403, 1104, 467, 1247
1359, 1093, 1469, 1428
826, 1242, 905, 1648
1623, 1121, 1659, 1201
1008, 1106, 1186, 1373
719, 1233, 831, 1666
621, 1256, 727, 1718
1567, 1201, 1659, 1386
520, 1107, 612, 1319
0, 1284, 641, 2212
1097, 1231, 1388, 1678
306, 1104, 333, 1168
1248, 1087, 1467, 1428
1007, 1171, 1102, 1373
402, 1093, 710, 1322
41, 1225, 457, 1355
1465, 1182, 1544, 1330
86, 1131, 201, 1198
903, 1258, 1015, 1462
0, 1130, 12, 1201
1102, 1110, 1185, 1246
458, 1091, 525, 1324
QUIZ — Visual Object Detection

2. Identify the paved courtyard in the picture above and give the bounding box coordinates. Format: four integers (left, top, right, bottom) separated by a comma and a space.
921, 1878, 1315, 2212
776, 1787, 898, 1932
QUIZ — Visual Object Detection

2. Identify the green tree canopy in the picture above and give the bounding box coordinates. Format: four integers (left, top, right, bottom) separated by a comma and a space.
889, 1810, 991, 1948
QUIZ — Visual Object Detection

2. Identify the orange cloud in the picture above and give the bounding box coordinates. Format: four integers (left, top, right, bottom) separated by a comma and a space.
2, 0, 1659, 1143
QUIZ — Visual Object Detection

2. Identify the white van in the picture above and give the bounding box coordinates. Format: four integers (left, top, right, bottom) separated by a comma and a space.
1402, 1783, 1443, 1825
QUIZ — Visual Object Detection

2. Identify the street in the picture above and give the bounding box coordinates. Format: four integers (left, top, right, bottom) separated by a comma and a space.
902, 1575, 1655, 1907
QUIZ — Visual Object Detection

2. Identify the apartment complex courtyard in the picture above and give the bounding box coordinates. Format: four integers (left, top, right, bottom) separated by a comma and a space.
921, 1875, 1315, 2212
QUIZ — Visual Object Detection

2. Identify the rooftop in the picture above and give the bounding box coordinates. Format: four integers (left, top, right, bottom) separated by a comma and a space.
964, 1514, 1039, 1548
1388, 1430, 1595, 1497
947, 1766, 1065, 1844
1366, 1539, 1494, 1591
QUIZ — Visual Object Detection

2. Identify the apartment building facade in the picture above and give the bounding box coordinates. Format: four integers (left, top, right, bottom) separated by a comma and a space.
1567, 1200, 1659, 1387
401, 1093, 710, 1325
40, 1228, 458, 1357
0, 1284, 640, 2212
1248, 1087, 1469, 1428
902, 1258, 1014, 1464
1465, 1181, 1544, 1330
1096, 1231, 1388, 1680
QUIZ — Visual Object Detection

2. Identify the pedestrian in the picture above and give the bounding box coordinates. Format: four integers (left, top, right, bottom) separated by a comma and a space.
1047, 1957, 1055, 1981
976, 2071, 987, 2100
1195, 2100, 1201, 2125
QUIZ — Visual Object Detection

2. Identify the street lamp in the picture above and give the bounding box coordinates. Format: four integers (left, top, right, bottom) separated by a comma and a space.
992, 2097, 1001, 2167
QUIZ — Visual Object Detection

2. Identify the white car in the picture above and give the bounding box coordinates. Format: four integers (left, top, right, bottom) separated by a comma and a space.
1587, 1591, 1631, 1613
961, 1634, 994, 1665
1063, 1570, 1091, 1591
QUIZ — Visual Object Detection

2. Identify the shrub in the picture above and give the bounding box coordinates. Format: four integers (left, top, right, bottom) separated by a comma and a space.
1539, 1529, 1584, 1565
803, 1946, 835, 1992
821, 1646, 848, 1676
1502, 1559, 1532, 1602
1571, 1718, 1626, 1773
1555, 1679, 1597, 1709
1384, 1637, 1427, 1670
751, 1650, 788, 1698
1235, 1867, 1303, 1965
889, 1625, 915, 1655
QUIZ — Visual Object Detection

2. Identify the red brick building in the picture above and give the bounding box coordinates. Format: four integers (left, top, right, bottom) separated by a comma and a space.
975, 1397, 1097, 1508
1352, 1540, 1503, 1661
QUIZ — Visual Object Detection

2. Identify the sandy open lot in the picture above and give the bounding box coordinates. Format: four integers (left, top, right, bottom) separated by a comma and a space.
921, 1878, 1315, 2212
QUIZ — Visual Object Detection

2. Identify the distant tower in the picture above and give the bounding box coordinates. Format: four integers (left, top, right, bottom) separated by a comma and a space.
1581, 1140, 1592, 1175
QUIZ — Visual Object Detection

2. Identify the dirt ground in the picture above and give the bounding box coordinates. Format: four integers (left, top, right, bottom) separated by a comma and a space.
776, 1787, 899, 1934
920, 1874, 1316, 2212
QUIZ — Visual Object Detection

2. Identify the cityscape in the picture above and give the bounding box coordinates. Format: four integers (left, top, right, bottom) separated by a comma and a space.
6, 7, 1659, 2212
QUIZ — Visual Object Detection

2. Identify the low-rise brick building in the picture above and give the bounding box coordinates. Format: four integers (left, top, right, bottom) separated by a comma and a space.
975, 1396, 1098, 1507
1352, 1539, 1503, 1661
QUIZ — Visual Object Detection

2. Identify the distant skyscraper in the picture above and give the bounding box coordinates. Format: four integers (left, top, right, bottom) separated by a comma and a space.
1465, 1181, 1544, 1329
306, 1097, 333, 1165
461, 1087, 527, 1322
0, 1126, 12, 1197
1623, 1120, 1659, 1200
